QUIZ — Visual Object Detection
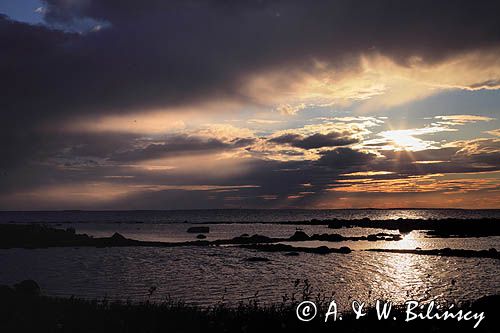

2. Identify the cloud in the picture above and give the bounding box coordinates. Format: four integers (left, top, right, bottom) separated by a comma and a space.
317, 148, 376, 170
329, 172, 500, 194
434, 115, 495, 126
276, 103, 305, 116
485, 129, 500, 137
269, 131, 358, 149
450, 138, 500, 156
1, 1, 500, 209
3, 0, 500, 134
110, 134, 255, 162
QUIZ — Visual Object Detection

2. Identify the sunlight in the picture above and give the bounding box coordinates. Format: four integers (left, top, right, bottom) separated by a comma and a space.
384, 232, 422, 250
380, 129, 431, 151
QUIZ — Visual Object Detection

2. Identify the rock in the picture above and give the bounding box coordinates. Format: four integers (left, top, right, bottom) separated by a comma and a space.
14, 280, 40, 296
313, 246, 331, 254
187, 226, 210, 234
289, 231, 309, 241
311, 233, 343, 242
196, 234, 207, 239
111, 232, 126, 240
338, 246, 352, 254
284, 251, 300, 256
227, 234, 273, 244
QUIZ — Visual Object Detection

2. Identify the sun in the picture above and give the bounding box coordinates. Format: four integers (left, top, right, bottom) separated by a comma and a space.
379, 129, 433, 151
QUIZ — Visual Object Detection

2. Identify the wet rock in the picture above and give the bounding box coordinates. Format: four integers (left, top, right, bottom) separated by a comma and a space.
196, 234, 207, 239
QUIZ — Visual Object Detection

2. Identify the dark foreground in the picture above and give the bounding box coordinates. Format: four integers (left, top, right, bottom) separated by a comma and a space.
1, 281, 498, 333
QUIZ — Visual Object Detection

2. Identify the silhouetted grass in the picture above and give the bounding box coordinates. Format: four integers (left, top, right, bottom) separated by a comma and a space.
0, 280, 498, 333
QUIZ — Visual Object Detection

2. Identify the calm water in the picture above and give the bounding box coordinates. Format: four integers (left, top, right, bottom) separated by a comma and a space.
0, 209, 499, 308
0, 247, 498, 309
1, 209, 499, 223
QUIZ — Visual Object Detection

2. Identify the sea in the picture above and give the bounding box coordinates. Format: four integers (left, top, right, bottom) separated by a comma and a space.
0, 209, 499, 309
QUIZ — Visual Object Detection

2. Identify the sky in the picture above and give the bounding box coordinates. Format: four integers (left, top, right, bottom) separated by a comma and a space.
0, 0, 499, 210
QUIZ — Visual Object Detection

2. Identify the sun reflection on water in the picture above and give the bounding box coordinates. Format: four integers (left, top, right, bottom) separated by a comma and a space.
382, 232, 421, 250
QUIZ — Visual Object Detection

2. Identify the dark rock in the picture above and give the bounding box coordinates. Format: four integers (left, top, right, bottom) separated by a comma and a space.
196, 234, 207, 239
224, 234, 273, 244
284, 251, 300, 256
111, 232, 126, 241
313, 246, 331, 254
339, 246, 352, 254
289, 231, 309, 241
310, 233, 344, 242
366, 248, 499, 259
14, 280, 40, 297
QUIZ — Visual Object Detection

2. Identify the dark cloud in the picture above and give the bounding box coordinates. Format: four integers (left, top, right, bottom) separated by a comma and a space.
269, 131, 358, 149
268, 134, 302, 145
317, 147, 375, 170
111, 135, 255, 161
3, 0, 500, 129
1, 1, 500, 208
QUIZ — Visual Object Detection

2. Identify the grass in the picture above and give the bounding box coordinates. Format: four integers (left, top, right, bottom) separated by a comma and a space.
0, 280, 498, 333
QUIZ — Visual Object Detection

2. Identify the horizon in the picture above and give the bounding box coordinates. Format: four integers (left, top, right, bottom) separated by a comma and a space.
1, 207, 500, 212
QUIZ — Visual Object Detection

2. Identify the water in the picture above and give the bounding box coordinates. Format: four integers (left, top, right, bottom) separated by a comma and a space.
0, 209, 499, 308
1, 209, 499, 224
0, 247, 498, 309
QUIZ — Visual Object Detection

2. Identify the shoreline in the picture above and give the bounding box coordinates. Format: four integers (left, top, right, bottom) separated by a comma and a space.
1, 224, 498, 259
